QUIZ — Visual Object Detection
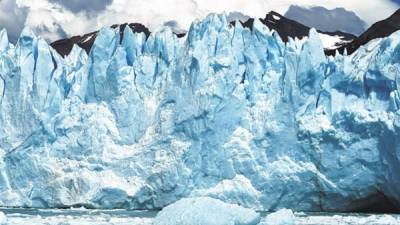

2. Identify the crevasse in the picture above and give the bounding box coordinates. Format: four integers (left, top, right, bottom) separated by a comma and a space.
0, 13, 399, 212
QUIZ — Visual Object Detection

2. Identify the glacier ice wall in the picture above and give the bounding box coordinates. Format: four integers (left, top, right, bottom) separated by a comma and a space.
0, 14, 399, 211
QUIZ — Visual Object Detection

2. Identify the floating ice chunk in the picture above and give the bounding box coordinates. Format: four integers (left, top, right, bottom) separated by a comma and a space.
153, 197, 260, 225
0, 211, 6, 224
261, 209, 295, 225
191, 175, 262, 209
295, 213, 400, 225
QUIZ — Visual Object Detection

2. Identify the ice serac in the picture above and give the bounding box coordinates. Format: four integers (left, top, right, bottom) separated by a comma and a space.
0, 29, 9, 52
0, 13, 399, 212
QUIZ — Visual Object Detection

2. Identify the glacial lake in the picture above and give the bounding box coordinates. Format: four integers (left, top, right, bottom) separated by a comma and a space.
0, 208, 399, 225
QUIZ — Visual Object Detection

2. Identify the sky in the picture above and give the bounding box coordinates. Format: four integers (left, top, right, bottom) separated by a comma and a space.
0, 0, 399, 43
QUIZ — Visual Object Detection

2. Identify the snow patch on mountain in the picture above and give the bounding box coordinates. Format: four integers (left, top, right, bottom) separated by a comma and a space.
318, 33, 353, 49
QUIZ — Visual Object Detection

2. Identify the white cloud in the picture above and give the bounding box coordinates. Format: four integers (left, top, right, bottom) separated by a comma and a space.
0, 0, 27, 42
48, 0, 113, 13
16, 0, 96, 41
96, 0, 400, 35
1, 0, 399, 42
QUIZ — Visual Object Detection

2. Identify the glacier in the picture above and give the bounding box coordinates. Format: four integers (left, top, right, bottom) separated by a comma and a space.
0, 13, 399, 212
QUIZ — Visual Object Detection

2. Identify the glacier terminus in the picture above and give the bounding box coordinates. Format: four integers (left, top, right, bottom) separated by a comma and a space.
0, 13, 399, 214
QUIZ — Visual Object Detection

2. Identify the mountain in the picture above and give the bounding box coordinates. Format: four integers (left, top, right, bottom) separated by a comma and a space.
51, 11, 355, 56
51, 23, 151, 56
226, 11, 251, 23
163, 20, 187, 37
0, 14, 400, 212
285, 5, 367, 36
233, 11, 356, 50
326, 8, 400, 56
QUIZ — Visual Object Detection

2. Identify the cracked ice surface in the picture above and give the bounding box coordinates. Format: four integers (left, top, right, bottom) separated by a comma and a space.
0, 13, 399, 211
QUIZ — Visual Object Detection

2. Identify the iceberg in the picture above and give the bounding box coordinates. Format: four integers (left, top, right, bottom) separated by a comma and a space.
153, 197, 260, 225
0, 211, 6, 225
260, 209, 295, 225
0, 13, 399, 212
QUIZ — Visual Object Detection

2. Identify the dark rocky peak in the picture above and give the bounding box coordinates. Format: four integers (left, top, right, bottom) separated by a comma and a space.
51, 23, 151, 56
231, 11, 355, 45
326, 8, 400, 56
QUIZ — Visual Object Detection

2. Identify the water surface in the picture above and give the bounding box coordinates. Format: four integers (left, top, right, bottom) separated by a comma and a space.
1, 208, 399, 225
